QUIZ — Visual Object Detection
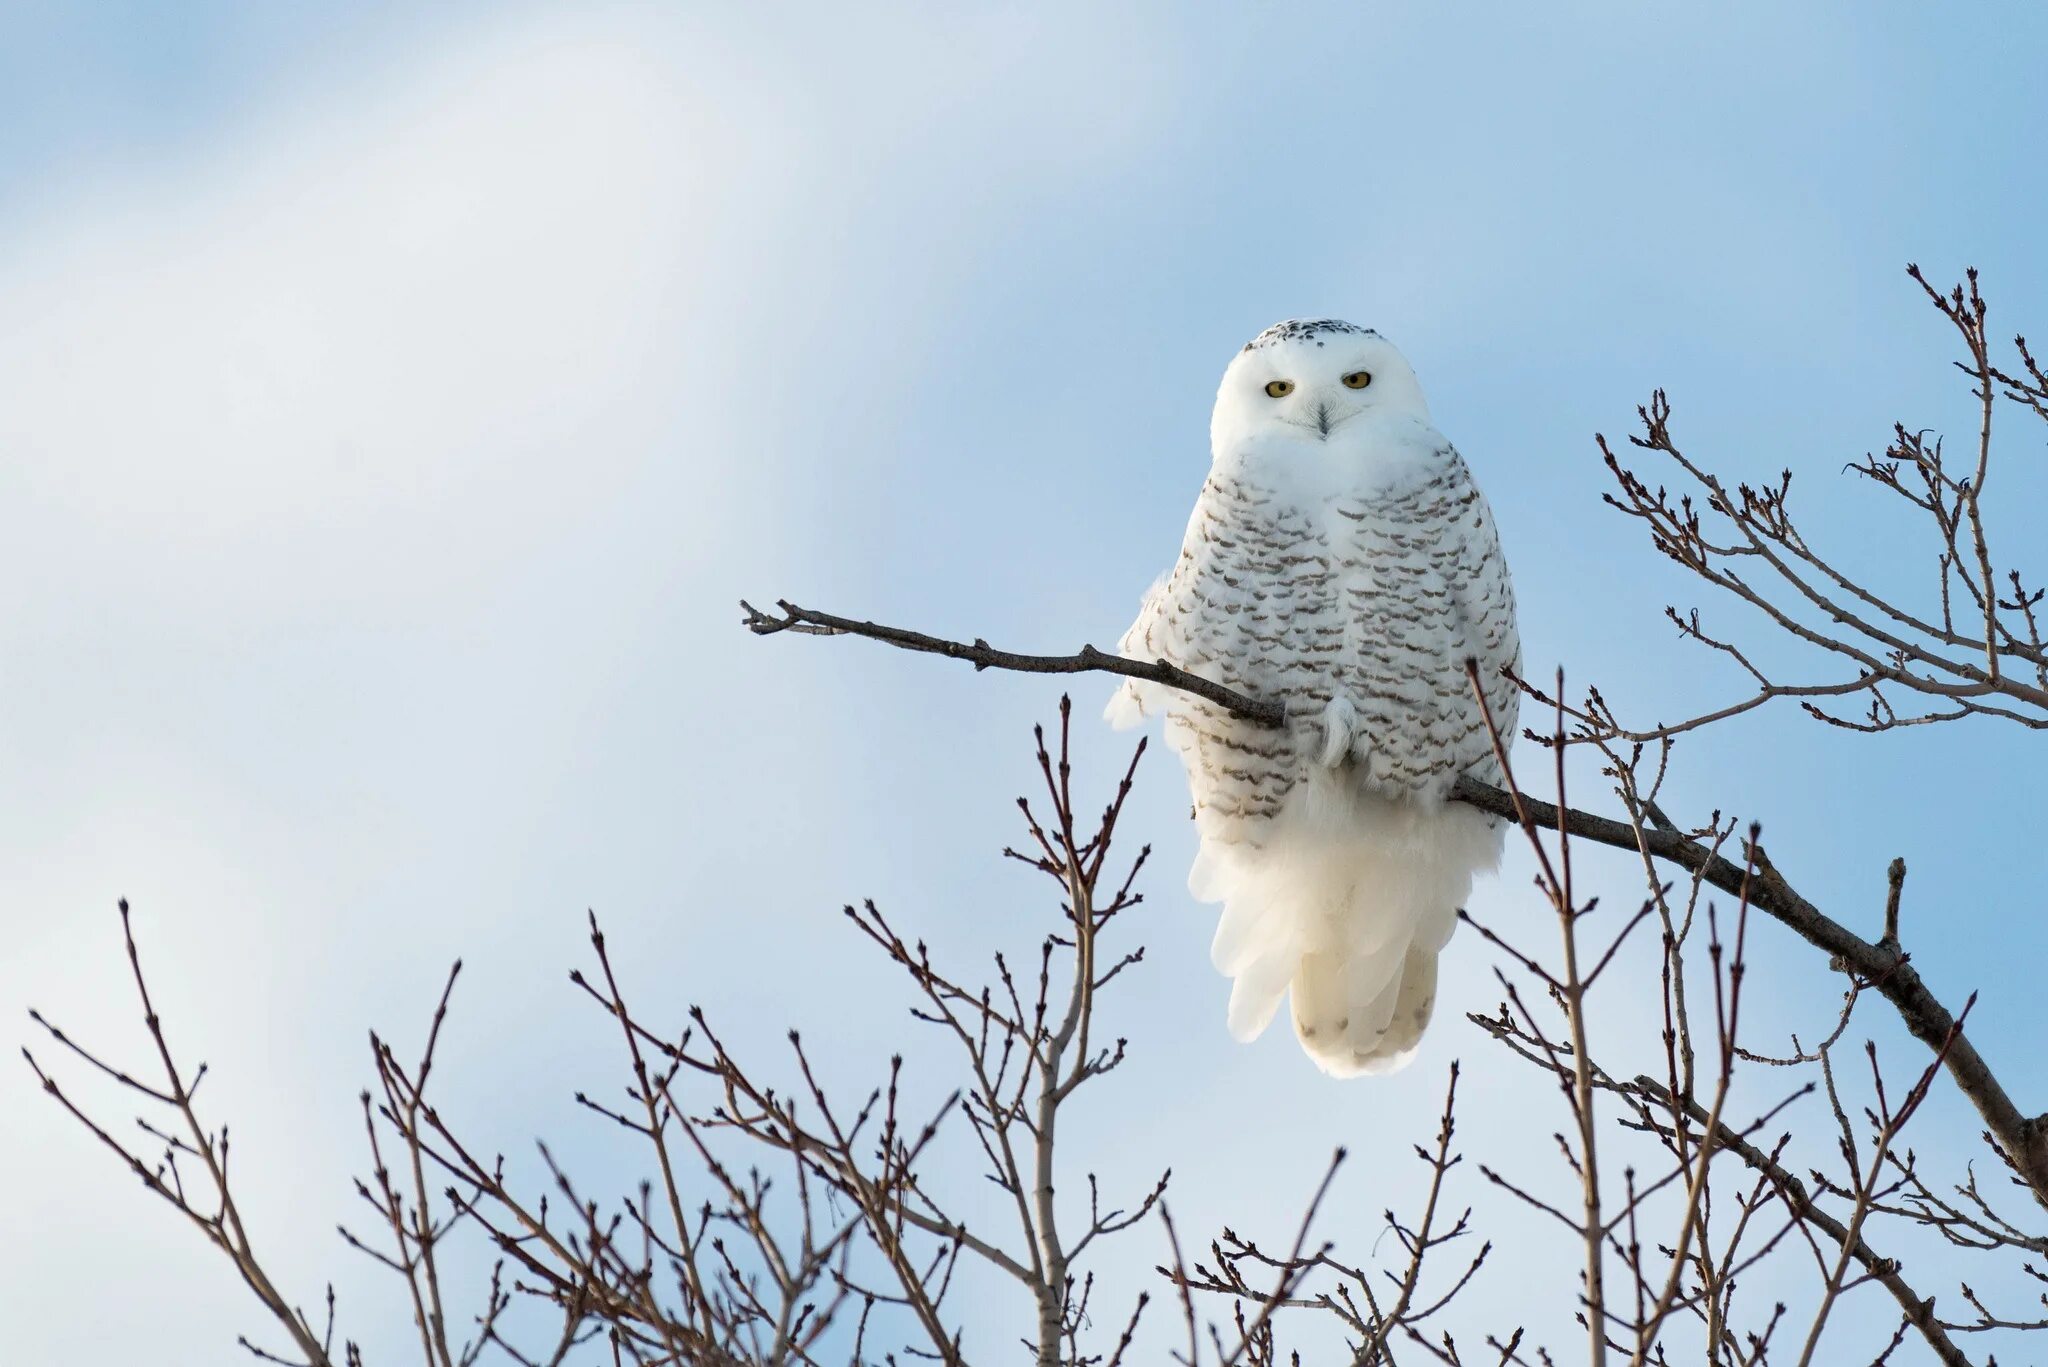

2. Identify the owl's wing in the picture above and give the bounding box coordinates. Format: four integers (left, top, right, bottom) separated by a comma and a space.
1103, 574, 1169, 729
1441, 446, 1520, 773
1425, 444, 1523, 778
1104, 482, 1224, 729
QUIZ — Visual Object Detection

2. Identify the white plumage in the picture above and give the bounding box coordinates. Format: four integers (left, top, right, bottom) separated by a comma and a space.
1108, 320, 1519, 1077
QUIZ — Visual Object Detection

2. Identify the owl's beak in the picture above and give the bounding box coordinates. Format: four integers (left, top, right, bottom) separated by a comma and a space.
1314, 401, 1332, 437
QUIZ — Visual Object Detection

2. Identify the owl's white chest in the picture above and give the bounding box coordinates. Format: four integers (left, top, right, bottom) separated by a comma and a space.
1205, 434, 1511, 795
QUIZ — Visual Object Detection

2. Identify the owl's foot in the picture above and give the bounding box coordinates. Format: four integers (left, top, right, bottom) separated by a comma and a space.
1316, 697, 1358, 768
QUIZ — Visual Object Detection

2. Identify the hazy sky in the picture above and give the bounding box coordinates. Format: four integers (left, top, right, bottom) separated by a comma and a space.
5, 4, 2047, 1363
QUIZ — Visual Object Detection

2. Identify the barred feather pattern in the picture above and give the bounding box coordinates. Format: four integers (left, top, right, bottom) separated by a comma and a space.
1107, 321, 1518, 1077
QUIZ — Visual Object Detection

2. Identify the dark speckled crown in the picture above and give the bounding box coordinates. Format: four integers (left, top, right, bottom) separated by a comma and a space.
1242, 318, 1378, 352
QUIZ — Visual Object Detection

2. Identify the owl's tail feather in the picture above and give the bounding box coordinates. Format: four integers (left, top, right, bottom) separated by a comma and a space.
1290, 942, 1440, 1077
1202, 793, 1499, 1077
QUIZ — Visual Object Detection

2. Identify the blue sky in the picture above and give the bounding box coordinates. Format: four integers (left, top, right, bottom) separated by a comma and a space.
4, 3, 2047, 1362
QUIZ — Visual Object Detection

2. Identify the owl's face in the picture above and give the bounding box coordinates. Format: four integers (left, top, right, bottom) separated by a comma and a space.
1211, 319, 1431, 456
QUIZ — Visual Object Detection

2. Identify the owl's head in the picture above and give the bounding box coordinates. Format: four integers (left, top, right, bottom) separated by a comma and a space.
1212, 319, 1430, 455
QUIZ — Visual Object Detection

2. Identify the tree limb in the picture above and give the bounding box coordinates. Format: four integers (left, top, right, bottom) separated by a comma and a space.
1633, 1074, 1973, 1367
740, 599, 1286, 725
738, 596, 2048, 1209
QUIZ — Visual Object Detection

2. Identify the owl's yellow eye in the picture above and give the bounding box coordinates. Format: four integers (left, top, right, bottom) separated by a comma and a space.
1264, 379, 1294, 398
1342, 370, 1373, 390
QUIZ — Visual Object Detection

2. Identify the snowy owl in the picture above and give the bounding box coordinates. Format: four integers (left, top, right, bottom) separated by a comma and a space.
1107, 319, 1519, 1077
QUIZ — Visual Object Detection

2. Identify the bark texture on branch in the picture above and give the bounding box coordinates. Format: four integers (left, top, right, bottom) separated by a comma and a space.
741, 599, 1287, 725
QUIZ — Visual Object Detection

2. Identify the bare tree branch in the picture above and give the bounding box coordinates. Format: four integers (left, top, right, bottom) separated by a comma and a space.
736, 597, 2048, 1212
